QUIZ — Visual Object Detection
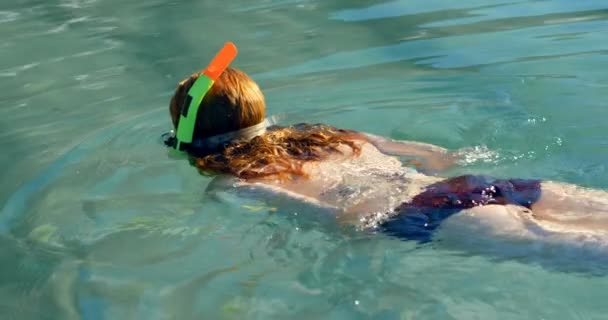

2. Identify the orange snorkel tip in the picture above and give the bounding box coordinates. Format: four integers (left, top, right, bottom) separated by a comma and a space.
203, 41, 238, 81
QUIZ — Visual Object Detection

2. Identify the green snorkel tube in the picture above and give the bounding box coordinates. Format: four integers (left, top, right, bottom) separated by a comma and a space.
170, 42, 238, 152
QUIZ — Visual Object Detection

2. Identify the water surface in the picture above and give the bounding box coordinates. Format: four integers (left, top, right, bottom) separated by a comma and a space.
1, 0, 608, 319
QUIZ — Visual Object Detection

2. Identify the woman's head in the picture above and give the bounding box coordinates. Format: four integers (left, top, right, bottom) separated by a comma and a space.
169, 67, 362, 180
169, 67, 266, 139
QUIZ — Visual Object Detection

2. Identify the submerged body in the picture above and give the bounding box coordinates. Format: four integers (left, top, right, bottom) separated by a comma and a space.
166, 64, 608, 251
236, 139, 608, 243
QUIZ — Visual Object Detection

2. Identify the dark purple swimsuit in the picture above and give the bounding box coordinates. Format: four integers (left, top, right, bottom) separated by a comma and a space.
379, 175, 542, 242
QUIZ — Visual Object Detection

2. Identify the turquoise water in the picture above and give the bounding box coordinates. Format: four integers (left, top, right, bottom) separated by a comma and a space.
2, 0, 608, 318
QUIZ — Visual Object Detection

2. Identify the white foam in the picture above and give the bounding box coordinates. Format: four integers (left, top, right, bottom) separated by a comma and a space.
0, 11, 20, 24
454, 145, 500, 165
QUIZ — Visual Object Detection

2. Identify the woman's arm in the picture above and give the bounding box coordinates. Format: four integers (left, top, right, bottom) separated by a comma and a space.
359, 133, 457, 172
205, 176, 338, 212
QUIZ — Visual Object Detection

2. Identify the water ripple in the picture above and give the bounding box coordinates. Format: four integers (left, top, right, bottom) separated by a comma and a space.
0, 10, 20, 23
421, 1, 608, 27
331, 0, 515, 22
257, 19, 608, 78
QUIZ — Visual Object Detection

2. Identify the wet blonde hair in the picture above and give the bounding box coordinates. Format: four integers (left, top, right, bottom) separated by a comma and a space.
169, 67, 266, 137
169, 67, 361, 180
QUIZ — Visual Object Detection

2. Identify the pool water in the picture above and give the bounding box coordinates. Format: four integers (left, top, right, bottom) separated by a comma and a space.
2, 0, 608, 319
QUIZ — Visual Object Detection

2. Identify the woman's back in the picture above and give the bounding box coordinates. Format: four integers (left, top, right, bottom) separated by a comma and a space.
246, 141, 442, 224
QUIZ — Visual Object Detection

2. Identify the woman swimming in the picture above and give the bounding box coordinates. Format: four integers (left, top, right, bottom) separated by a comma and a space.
164, 43, 608, 245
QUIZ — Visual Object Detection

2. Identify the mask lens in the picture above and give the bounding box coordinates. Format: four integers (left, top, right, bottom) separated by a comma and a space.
162, 130, 176, 147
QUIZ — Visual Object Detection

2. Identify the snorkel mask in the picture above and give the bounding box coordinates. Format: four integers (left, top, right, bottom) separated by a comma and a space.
164, 42, 238, 152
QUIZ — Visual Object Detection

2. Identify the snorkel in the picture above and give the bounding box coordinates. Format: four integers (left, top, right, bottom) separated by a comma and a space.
169, 42, 238, 152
